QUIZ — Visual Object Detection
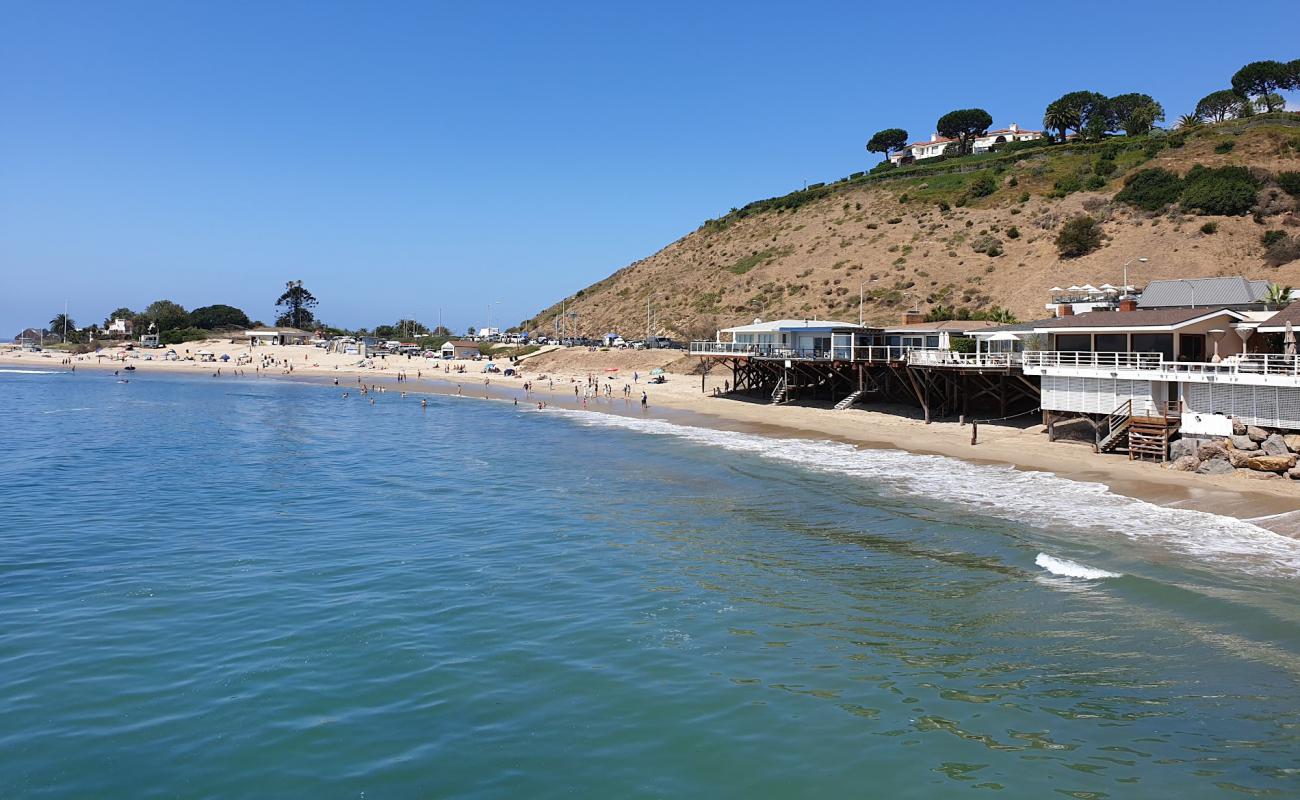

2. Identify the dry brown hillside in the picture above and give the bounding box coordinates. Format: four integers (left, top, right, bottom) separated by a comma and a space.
525, 119, 1300, 339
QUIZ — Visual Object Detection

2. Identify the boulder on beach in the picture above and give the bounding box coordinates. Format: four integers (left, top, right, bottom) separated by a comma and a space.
1261, 434, 1290, 456
1284, 434, 1300, 453
1232, 417, 1247, 435
1198, 442, 1230, 462
1287, 466, 1300, 480
1169, 439, 1198, 461
1168, 455, 1200, 472
1228, 435, 1259, 451
1246, 454, 1297, 472
1228, 448, 1255, 468
1247, 426, 1269, 442
1196, 458, 1235, 476
1236, 468, 1283, 480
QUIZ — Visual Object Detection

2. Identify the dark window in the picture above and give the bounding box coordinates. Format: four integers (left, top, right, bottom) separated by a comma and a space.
1179, 333, 1206, 362
1094, 333, 1128, 352
1056, 333, 1092, 352
926, 335, 941, 348
1131, 333, 1174, 361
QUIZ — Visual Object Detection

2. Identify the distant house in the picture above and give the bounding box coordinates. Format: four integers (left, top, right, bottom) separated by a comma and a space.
882, 320, 1002, 350
243, 327, 311, 346
889, 123, 1043, 165
441, 340, 480, 359
105, 317, 133, 337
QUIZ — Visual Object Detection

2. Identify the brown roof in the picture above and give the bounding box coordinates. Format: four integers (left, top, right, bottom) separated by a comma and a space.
1034, 307, 1244, 330
1258, 303, 1300, 330
885, 320, 1002, 333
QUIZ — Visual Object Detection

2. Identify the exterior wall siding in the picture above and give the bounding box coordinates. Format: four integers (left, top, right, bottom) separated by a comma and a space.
1041, 375, 1154, 415
1182, 383, 1300, 431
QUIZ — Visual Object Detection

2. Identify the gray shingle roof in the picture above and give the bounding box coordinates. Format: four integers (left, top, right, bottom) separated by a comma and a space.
1137, 277, 1269, 308
1033, 307, 1244, 330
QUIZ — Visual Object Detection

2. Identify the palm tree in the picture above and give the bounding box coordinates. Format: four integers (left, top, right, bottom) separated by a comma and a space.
1043, 106, 1079, 143
1265, 283, 1293, 310
987, 307, 1018, 324
48, 313, 76, 341
1175, 113, 1203, 130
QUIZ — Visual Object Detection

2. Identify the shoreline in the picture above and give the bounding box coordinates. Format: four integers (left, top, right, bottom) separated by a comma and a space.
8, 347, 1300, 534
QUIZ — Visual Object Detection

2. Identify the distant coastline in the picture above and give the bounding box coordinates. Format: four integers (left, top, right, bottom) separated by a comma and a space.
7, 342, 1300, 538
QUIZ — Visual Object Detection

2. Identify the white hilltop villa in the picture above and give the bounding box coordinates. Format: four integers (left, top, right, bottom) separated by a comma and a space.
888, 124, 1044, 165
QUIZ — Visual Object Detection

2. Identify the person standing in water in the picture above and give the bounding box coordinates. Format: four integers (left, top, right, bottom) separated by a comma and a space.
641, 391, 647, 408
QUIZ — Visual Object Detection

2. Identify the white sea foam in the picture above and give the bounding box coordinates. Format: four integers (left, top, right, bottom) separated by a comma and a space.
551, 410, 1300, 577
0, 368, 61, 375
1035, 553, 1121, 580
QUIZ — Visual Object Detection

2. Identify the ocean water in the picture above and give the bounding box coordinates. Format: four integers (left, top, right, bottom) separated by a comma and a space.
3, 369, 1300, 798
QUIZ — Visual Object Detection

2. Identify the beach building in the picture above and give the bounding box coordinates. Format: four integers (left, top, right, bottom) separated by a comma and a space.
882, 320, 1000, 351
888, 124, 1043, 165
441, 341, 480, 359
1136, 276, 1273, 310
706, 319, 874, 360
244, 327, 311, 346
104, 317, 133, 337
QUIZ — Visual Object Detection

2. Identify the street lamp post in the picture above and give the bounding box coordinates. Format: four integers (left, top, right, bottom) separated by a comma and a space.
1122, 256, 1148, 298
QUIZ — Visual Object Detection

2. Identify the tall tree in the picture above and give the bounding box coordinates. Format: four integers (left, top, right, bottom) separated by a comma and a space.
1232, 60, 1290, 112
935, 108, 992, 155
189, 304, 252, 330
1042, 105, 1079, 142
1195, 89, 1247, 123
144, 299, 189, 331
48, 313, 76, 340
274, 280, 318, 329
1044, 91, 1107, 140
1105, 93, 1164, 135
865, 128, 908, 162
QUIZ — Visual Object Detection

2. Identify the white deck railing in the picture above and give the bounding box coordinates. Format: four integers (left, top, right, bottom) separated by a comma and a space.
1023, 351, 1163, 370
906, 350, 1021, 368
689, 342, 913, 362
1023, 351, 1300, 377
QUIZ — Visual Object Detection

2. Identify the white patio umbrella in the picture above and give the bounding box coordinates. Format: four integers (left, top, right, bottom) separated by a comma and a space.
1099, 283, 1118, 292
1049, 286, 1064, 293
1066, 285, 1083, 292
1286, 321, 1296, 357
1080, 284, 1099, 293
1208, 329, 1225, 362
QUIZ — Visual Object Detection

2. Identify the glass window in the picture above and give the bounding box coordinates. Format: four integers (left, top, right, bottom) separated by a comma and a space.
1095, 333, 1128, 352
926, 335, 941, 348
1131, 333, 1174, 361
1055, 334, 1092, 352
1179, 334, 1205, 362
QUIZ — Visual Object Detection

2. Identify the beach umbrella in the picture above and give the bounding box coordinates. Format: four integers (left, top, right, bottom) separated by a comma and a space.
1080, 284, 1098, 293
1099, 283, 1118, 292
1066, 285, 1083, 292
649, 368, 665, 375
1048, 287, 1064, 293
1286, 321, 1296, 357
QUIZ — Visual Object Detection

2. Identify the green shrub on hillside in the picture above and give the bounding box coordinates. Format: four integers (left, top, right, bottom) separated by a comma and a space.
968, 173, 998, 198
1264, 235, 1300, 267
1180, 165, 1260, 216
1200, 221, 1218, 234
1278, 171, 1300, 197
1114, 168, 1184, 211
160, 327, 209, 346
1056, 215, 1103, 258
1214, 140, 1236, 154
1263, 229, 1287, 248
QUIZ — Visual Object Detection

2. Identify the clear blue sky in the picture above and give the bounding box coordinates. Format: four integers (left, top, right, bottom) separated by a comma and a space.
2, 0, 1296, 336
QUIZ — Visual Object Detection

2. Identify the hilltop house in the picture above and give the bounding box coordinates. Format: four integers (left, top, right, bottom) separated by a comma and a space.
888, 124, 1043, 165
105, 317, 133, 337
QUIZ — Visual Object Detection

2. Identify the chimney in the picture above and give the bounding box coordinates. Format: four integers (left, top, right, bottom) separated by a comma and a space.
1119, 298, 1138, 312
1009, 123, 1019, 133
901, 309, 925, 325
1058, 304, 1074, 317
930, 133, 940, 142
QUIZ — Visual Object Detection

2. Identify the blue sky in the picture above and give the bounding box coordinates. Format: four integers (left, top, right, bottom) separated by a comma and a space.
2, 0, 1296, 335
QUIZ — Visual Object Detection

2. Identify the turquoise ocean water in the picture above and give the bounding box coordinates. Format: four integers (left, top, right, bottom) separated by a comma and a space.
2, 369, 1300, 798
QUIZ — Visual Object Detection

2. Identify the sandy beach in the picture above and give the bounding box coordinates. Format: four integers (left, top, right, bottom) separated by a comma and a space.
6, 339, 1299, 530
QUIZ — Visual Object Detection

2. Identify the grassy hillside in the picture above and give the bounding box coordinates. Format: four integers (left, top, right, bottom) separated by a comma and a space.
525, 117, 1300, 339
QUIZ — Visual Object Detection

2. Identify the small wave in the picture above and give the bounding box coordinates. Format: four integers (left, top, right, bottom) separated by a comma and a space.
0, 368, 61, 375
547, 410, 1300, 577
39, 407, 93, 414
1035, 553, 1121, 580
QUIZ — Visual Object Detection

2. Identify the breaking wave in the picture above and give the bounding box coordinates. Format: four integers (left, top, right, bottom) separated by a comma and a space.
0, 368, 62, 375
550, 410, 1300, 577
1035, 553, 1121, 580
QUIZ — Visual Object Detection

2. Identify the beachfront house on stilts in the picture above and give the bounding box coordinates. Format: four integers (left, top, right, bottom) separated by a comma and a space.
691, 276, 1300, 469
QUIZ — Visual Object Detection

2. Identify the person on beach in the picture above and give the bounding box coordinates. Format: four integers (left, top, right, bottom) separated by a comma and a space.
633, 372, 639, 383
641, 391, 648, 408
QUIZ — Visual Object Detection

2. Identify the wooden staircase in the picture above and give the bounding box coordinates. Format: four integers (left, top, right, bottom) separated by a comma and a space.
1096, 399, 1181, 462
770, 377, 789, 405
834, 389, 865, 410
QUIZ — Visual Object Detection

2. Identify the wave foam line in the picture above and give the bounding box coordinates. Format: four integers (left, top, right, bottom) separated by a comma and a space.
0, 368, 62, 374
552, 410, 1300, 577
